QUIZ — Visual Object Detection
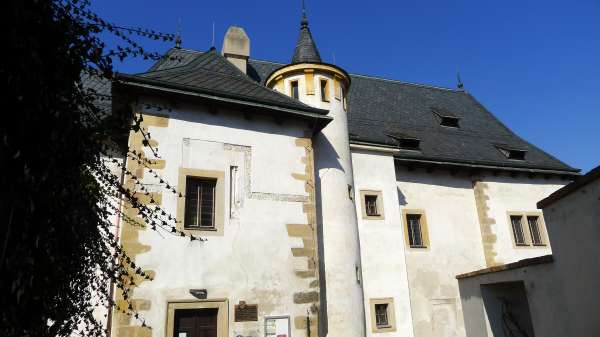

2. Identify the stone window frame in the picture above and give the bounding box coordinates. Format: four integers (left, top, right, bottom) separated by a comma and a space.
360, 190, 385, 220
402, 209, 430, 249
165, 300, 229, 337
506, 211, 549, 248
369, 298, 397, 333
177, 168, 225, 236
290, 79, 300, 100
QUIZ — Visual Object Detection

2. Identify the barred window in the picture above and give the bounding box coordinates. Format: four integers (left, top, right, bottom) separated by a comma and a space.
527, 216, 544, 245
511, 215, 527, 245
185, 177, 216, 229
407, 214, 424, 247
375, 303, 389, 328
365, 195, 379, 216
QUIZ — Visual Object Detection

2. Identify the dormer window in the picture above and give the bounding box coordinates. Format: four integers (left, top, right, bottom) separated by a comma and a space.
496, 145, 526, 160
290, 80, 299, 100
386, 133, 421, 151
440, 116, 460, 128
431, 107, 461, 128
398, 138, 420, 150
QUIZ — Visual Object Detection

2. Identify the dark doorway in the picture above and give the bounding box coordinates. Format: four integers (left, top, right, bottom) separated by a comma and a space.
481, 281, 535, 337
174, 308, 219, 337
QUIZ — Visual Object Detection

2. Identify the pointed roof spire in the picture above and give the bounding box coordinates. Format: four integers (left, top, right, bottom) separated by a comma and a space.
291, 0, 322, 64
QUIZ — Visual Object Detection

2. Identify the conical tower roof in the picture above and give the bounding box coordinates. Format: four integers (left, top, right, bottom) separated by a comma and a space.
291, 6, 321, 64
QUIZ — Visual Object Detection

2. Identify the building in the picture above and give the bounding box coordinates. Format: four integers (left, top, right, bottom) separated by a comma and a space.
104, 7, 580, 337
457, 165, 600, 337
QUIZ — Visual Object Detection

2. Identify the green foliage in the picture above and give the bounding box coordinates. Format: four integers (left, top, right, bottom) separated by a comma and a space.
1, 1, 193, 336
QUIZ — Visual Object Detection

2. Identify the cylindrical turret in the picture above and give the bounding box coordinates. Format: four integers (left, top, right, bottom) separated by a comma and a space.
266, 12, 365, 337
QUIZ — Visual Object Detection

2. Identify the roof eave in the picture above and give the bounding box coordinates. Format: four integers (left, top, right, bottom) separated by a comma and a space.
114, 74, 332, 132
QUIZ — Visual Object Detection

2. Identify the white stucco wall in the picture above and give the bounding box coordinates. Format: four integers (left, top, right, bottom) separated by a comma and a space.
480, 176, 564, 264
352, 151, 415, 337
353, 159, 568, 337
122, 99, 318, 337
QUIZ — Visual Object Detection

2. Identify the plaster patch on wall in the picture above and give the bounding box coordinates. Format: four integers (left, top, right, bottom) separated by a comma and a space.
473, 181, 499, 267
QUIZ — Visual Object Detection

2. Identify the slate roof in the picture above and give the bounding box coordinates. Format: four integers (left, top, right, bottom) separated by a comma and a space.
119, 48, 329, 121
131, 47, 578, 174
291, 15, 322, 64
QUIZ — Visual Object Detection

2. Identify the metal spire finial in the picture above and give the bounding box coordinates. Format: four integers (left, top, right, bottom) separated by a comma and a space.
175, 18, 182, 48
457, 71, 464, 90
301, 0, 308, 27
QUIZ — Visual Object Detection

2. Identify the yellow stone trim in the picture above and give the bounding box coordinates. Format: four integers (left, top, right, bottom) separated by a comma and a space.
401, 209, 431, 249
266, 63, 349, 90
304, 69, 315, 95
369, 298, 397, 333
165, 300, 229, 337
333, 75, 341, 100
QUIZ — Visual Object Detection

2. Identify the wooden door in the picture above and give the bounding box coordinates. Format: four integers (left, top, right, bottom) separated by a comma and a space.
174, 308, 218, 337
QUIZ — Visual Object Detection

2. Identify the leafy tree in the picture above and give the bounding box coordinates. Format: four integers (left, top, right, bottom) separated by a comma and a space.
2, 1, 197, 336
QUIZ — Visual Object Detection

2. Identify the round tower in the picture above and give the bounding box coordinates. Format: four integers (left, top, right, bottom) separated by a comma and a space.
266, 8, 365, 337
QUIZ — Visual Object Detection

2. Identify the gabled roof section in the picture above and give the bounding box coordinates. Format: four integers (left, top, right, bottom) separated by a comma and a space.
117, 48, 329, 121
291, 12, 322, 64
144, 48, 578, 175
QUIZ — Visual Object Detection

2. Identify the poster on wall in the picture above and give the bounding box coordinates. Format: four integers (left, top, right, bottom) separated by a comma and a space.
265, 316, 290, 337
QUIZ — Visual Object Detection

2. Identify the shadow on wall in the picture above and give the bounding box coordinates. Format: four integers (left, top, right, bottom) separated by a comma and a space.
481, 281, 535, 337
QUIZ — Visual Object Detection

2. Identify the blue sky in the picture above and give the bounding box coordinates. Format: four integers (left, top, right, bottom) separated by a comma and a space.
92, 0, 600, 173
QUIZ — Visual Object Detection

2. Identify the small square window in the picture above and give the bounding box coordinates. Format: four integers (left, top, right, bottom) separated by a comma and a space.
290, 81, 299, 100
370, 298, 396, 333
496, 145, 526, 160
360, 191, 384, 220
375, 304, 389, 328
365, 195, 379, 216
440, 116, 460, 128
398, 138, 420, 150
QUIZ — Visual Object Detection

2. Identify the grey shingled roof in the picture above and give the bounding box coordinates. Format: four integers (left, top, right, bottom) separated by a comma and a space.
118, 48, 329, 120
138, 47, 579, 174
291, 16, 322, 64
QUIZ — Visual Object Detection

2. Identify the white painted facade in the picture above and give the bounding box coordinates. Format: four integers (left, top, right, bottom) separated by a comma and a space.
351, 152, 566, 337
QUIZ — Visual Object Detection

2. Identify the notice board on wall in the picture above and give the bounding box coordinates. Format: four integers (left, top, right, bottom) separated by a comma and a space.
265, 316, 290, 337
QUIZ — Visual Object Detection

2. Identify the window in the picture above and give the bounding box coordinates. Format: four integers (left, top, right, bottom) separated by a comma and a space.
507, 212, 548, 248
360, 190, 384, 220
375, 304, 389, 328
431, 107, 461, 128
365, 195, 379, 216
510, 215, 527, 246
342, 86, 347, 111
177, 168, 225, 235
403, 210, 430, 249
185, 177, 216, 229
398, 137, 420, 150
440, 116, 460, 128
369, 298, 396, 332
407, 214, 424, 247
527, 216, 544, 246
496, 145, 527, 160
320, 79, 329, 102
290, 80, 299, 100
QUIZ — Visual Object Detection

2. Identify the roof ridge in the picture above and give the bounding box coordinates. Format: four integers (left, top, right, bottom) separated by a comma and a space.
349, 73, 463, 92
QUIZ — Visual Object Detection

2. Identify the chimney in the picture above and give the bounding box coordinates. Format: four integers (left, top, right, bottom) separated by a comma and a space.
222, 26, 250, 74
